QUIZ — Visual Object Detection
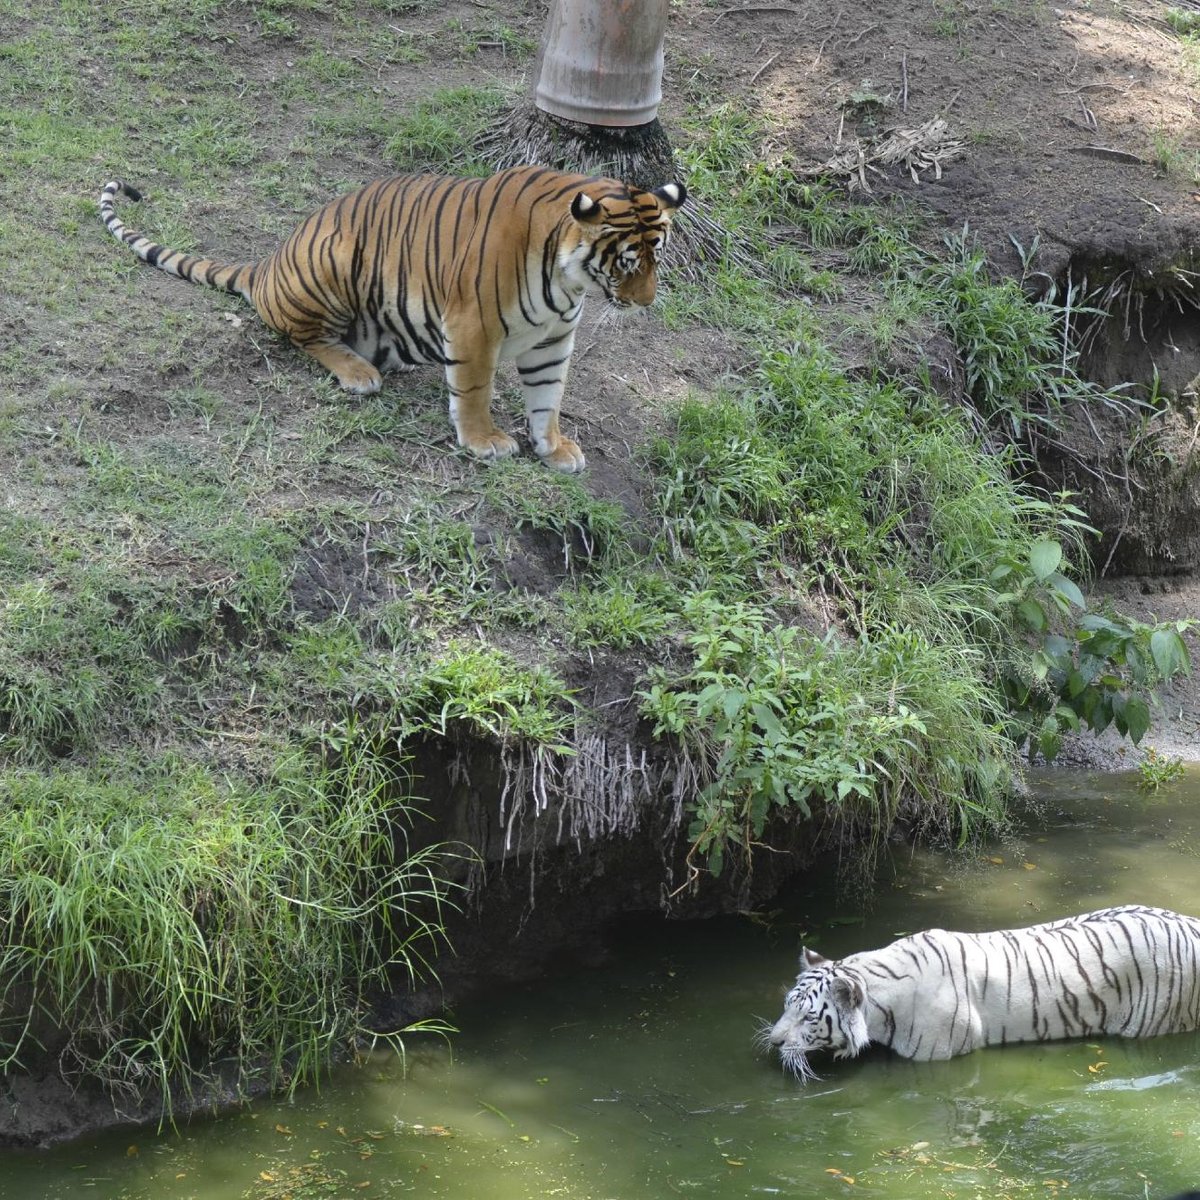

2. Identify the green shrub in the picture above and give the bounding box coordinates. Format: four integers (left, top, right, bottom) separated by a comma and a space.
0, 742, 456, 1108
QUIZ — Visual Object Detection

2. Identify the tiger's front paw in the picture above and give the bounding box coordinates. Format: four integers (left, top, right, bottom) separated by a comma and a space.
337, 364, 383, 395
538, 437, 586, 474
464, 429, 520, 462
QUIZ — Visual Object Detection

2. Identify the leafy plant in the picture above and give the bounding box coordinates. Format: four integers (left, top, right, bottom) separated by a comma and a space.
400, 643, 575, 749
1136, 746, 1186, 792
992, 538, 1194, 760
640, 596, 1012, 876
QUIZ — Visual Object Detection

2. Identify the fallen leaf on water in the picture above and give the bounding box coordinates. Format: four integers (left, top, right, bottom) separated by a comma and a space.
259, 1172, 276, 1183
126, 1146, 138, 1158
725, 1159, 745, 1167
1087, 1061, 1108, 1074
1023, 862, 1037, 871
987, 856, 1004, 865
275, 1124, 293, 1136
910, 1141, 929, 1151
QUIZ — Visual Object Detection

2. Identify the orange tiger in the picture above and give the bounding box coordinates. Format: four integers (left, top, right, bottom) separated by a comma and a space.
99, 167, 686, 472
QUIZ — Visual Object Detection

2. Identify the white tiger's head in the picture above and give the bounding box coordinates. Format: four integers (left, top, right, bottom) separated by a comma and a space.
766, 948, 870, 1080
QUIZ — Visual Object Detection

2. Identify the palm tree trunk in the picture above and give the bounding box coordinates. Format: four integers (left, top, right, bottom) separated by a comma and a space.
478, 0, 730, 268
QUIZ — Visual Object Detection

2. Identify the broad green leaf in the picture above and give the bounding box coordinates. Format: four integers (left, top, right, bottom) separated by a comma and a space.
1124, 696, 1151, 744
1054, 704, 1081, 732
1150, 628, 1190, 679
1018, 599, 1046, 631
1079, 614, 1125, 634
1048, 571, 1085, 610
1043, 634, 1072, 661
1038, 728, 1062, 761
1029, 540, 1063, 581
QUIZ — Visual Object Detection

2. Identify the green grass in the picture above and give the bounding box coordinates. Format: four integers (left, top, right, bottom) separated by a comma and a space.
0, 742, 457, 1108
382, 85, 512, 171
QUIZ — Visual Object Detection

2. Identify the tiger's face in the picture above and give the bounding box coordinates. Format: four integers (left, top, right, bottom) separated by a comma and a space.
767, 949, 870, 1079
563, 181, 686, 309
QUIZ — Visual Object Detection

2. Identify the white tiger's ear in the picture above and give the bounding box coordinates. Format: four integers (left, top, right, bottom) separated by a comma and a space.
799, 947, 827, 971
831, 976, 864, 1011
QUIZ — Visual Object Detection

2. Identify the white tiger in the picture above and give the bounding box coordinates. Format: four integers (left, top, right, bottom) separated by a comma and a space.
766, 904, 1200, 1078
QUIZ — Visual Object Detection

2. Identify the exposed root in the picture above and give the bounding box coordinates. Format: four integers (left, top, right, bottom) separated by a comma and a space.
450, 722, 711, 910
477, 101, 756, 278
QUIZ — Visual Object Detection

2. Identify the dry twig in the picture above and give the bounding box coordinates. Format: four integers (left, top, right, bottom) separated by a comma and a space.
713, 4, 799, 20
750, 51, 781, 84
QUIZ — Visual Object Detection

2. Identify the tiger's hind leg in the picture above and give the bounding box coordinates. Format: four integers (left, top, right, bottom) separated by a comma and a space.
295, 337, 383, 395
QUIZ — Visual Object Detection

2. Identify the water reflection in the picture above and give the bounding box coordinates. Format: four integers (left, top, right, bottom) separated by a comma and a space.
2, 768, 1199, 1199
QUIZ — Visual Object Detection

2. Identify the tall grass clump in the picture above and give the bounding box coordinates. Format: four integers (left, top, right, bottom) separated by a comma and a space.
641, 597, 1011, 879
0, 740, 456, 1111
633, 108, 1192, 874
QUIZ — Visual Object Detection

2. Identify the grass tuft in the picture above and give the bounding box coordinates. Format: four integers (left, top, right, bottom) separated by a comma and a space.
0, 736, 458, 1109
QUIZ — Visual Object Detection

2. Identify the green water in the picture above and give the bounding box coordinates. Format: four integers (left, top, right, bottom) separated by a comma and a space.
4, 770, 1200, 1200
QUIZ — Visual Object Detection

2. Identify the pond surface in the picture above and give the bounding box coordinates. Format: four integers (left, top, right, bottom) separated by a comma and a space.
6, 769, 1200, 1200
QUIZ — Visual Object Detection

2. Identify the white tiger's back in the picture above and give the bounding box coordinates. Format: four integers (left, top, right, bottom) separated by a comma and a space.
855, 905, 1200, 1059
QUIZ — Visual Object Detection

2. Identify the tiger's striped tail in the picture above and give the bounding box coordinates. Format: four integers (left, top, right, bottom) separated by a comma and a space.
99, 180, 257, 302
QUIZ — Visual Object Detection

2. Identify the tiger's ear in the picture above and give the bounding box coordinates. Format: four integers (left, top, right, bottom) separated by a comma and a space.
831, 976, 865, 1011
651, 181, 687, 212
799, 946, 827, 972
570, 192, 607, 226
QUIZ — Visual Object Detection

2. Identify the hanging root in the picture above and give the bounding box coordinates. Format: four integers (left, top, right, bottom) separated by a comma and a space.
476, 101, 754, 278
